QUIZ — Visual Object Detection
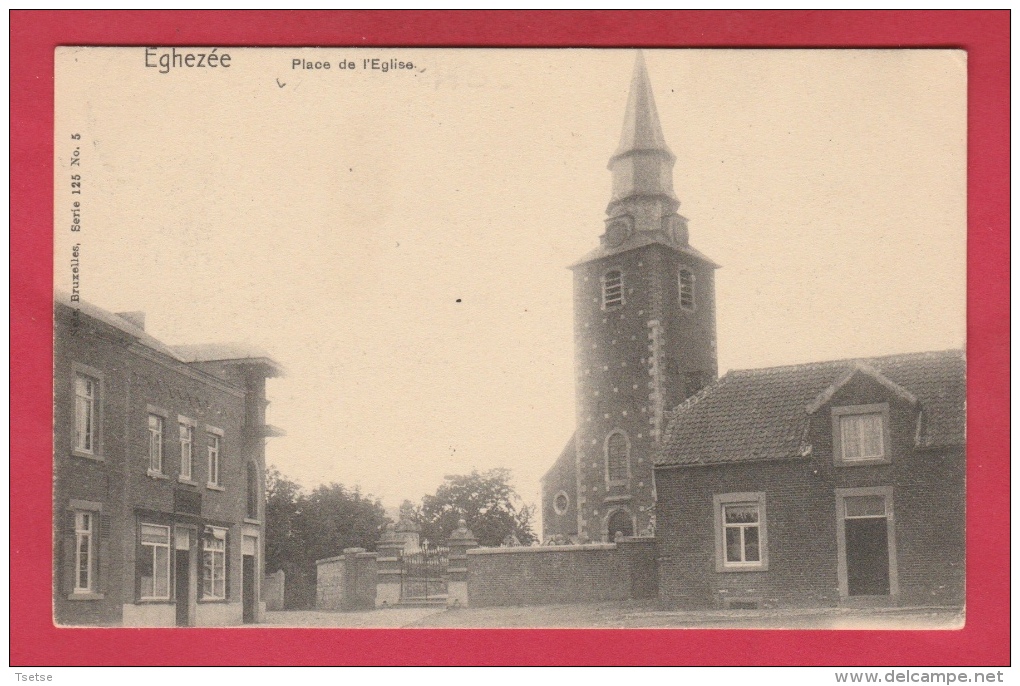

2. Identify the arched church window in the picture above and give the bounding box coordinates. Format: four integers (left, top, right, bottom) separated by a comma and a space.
679, 268, 695, 310
605, 431, 630, 483
602, 270, 624, 309
246, 462, 259, 519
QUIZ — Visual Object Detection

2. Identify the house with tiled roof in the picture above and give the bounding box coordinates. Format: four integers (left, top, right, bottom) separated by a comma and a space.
654, 350, 965, 609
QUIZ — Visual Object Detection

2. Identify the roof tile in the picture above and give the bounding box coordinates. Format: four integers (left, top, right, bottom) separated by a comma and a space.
656, 350, 965, 467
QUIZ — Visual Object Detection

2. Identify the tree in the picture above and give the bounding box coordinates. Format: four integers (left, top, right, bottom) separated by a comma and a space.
264, 467, 302, 579
264, 466, 389, 608
418, 468, 536, 547
301, 482, 389, 564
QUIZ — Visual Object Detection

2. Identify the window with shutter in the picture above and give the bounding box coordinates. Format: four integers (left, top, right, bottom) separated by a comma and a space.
678, 268, 695, 310
602, 270, 624, 309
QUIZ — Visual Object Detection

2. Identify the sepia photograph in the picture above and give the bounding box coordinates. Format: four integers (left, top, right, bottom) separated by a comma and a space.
50, 46, 969, 632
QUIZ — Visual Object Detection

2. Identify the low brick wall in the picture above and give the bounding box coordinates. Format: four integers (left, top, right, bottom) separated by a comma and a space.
263, 570, 285, 611
316, 549, 378, 611
465, 537, 657, 608
316, 556, 346, 610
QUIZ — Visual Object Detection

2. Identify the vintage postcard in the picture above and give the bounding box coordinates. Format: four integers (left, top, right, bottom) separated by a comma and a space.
52, 47, 966, 635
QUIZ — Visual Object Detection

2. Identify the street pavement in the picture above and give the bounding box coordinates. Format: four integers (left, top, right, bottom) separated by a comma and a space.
262, 606, 446, 628
262, 601, 964, 629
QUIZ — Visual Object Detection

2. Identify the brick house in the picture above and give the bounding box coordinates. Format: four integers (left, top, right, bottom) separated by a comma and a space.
654, 351, 965, 609
53, 294, 283, 626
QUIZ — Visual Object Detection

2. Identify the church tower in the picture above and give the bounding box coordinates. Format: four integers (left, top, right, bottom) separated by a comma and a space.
542, 53, 719, 542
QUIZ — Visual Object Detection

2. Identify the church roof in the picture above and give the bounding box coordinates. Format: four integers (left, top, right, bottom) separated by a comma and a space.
541, 433, 576, 483
611, 51, 675, 164
655, 350, 965, 468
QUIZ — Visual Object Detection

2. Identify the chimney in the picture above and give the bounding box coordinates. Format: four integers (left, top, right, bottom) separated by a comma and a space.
115, 311, 146, 331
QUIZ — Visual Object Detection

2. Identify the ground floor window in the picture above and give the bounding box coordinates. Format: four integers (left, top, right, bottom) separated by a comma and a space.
713, 492, 768, 572
202, 526, 227, 600
139, 523, 171, 600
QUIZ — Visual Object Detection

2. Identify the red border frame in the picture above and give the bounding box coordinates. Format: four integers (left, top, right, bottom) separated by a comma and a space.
10, 10, 1009, 666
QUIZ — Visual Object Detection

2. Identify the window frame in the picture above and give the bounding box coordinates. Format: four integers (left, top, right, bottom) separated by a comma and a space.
678, 267, 695, 311
552, 490, 570, 516
147, 412, 165, 475
713, 492, 768, 573
206, 426, 224, 490
138, 522, 172, 602
71, 364, 104, 460
603, 429, 631, 486
73, 511, 94, 594
601, 269, 625, 310
178, 416, 196, 483
832, 403, 892, 466
202, 526, 228, 601
66, 500, 104, 600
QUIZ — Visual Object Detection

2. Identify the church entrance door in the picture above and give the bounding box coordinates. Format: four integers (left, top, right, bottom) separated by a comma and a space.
607, 510, 634, 541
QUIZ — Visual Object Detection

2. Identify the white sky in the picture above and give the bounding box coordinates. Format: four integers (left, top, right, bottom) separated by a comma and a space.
55, 48, 966, 518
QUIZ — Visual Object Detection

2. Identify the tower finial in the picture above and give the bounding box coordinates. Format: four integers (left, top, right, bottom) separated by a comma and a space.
606, 51, 680, 226
612, 51, 674, 162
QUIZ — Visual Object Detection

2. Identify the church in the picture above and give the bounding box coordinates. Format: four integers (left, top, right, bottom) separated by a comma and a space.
540, 52, 964, 612
541, 53, 719, 543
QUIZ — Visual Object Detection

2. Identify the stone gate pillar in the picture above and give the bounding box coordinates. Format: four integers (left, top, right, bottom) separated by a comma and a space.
447, 519, 478, 608
375, 523, 404, 607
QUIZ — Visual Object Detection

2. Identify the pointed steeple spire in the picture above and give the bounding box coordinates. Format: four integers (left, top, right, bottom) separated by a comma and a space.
606, 51, 680, 223
612, 51, 675, 163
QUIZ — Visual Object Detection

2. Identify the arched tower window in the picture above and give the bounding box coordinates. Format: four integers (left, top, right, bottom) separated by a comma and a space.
678, 268, 695, 310
246, 462, 259, 519
605, 430, 630, 484
602, 270, 624, 309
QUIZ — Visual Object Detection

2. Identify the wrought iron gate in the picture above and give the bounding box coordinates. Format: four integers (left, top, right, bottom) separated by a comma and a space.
400, 545, 449, 602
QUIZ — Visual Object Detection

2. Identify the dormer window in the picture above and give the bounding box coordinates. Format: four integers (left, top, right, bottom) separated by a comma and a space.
678, 268, 694, 310
832, 403, 891, 466
602, 270, 624, 309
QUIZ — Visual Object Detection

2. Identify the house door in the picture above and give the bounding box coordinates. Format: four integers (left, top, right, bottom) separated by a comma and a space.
836, 489, 897, 600
845, 517, 889, 595
174, 528, 191, 627
242, 533, 258, 623
242, 555, 256, 623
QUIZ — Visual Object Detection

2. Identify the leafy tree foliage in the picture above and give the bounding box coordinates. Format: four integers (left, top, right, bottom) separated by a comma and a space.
264, 466, 388, 609
417, 468, 536, 547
